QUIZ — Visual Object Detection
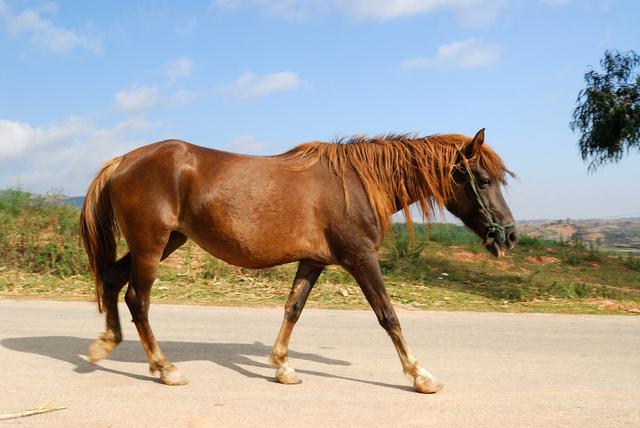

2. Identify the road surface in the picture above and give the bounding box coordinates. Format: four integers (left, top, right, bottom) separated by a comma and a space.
1, 300, 639, 427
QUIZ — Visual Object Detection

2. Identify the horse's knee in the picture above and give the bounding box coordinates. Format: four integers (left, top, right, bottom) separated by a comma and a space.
124, 287, 136, 307
124, 287, 145, 321
284, 302, 303, 323
377, 309, 400, 332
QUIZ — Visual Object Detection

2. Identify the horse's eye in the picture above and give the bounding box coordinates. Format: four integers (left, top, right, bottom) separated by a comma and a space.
479, 178, 491, 188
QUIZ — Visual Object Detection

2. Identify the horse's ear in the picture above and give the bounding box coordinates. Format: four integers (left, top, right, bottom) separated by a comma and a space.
465, 128, 485, 157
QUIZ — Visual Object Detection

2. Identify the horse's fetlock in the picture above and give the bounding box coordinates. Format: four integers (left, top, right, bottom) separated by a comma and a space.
269, 349, 287, 367
100, 330, 120, 344
149, 360, 164, 373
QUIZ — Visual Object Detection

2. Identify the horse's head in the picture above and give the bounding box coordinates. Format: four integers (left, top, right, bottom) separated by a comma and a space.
445, 129, 517, 257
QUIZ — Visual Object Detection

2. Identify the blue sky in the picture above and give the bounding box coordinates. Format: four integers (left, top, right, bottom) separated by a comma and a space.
0, 0, 638, 220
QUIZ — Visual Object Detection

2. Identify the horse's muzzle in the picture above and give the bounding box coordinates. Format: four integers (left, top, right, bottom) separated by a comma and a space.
484, 226, 517, 257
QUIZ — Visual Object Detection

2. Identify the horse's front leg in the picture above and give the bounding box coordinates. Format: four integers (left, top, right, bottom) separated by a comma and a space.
344, 252, 443, 394
269, 261, 325, 384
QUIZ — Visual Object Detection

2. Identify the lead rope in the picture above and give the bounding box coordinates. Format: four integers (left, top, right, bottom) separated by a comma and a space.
457, 149, 515, 245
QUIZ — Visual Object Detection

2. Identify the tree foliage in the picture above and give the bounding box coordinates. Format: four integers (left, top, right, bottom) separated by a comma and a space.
571, 50, 640, 171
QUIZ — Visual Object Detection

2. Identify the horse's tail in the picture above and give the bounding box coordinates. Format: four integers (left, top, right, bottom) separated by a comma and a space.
80, 156, 124, 313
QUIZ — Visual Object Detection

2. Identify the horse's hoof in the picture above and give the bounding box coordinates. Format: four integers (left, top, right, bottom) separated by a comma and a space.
413, 374, 443, 394
160, 367, 189, 386
275, 366, 302, 385
87, 337, 116, 364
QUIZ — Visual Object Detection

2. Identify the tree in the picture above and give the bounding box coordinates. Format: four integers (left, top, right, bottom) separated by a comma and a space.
571, 50, 640, 171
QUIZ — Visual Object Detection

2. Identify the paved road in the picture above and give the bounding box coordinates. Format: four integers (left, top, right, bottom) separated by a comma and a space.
1, 300, 639, 427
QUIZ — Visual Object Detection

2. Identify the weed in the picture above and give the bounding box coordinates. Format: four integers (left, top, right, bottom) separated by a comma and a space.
564, 254, 582, 266
1, 187, 639, 315
0, 188, 86, 276
518, 235, 548, 249
622, 254, 640, 271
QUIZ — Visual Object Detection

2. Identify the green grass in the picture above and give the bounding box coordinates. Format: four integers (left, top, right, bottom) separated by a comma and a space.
0, 188, 86, 276
0, 188, 639, 315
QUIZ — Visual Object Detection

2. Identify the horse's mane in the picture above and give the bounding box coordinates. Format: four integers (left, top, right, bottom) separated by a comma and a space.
282, 133, 512, 232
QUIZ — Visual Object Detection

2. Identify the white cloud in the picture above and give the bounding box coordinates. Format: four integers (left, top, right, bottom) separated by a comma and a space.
210, 0, 242, 10
115, 85, 160, 114
401, 38, 499, 70
114, 84, 198, 115
224, 71, 304, 99
0, 116, 91, 161
0, 115, 156, 194
210, 0, 506, 25
165, 57, 193, 81
168, 90, 197, 106
342, 0, 503, 23
228, 134, 266, 153
0, 119, 37, 160
0, 0, 101, 53
176, 18, 198, 35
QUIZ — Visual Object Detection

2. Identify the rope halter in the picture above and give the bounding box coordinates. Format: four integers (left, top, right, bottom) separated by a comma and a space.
455, 146, 515, 246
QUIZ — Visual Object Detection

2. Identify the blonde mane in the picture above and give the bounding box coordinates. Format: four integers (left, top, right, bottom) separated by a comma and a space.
283, 133, 511, 233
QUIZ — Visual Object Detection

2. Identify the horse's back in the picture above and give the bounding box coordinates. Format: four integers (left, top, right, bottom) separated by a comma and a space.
108, 140, 339, 267
182, 145, 339, 266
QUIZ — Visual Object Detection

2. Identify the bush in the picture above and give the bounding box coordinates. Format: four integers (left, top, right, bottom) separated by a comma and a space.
622, 254, 640, 271
518, 235, 550, 249
424, 223, 479, 245
380, 224, 429, 278
0, 188, 87, 276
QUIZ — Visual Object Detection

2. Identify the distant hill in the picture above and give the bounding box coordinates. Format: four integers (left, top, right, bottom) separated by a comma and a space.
63, 196, 84, 209
518, 218, 640, 253
59, 196, 639, 253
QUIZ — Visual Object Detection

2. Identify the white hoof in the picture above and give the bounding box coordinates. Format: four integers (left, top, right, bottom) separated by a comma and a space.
275, 366, 302, 385
87, 336, 117, 364
160, 366, 189, 386
413, 371, 443, 394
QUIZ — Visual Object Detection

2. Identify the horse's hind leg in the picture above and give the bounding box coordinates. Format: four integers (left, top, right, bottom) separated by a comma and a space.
345, 253, 443, 394
88, 254, 130, 363
270, 261, 324, 384
88, 231, 187, 365
125, 230, 188, 386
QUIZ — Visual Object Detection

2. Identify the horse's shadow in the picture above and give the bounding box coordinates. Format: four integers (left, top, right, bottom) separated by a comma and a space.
1, 336, 413, 392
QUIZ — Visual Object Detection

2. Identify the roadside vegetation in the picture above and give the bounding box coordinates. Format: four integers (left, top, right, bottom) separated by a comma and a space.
1, 188, 639, 314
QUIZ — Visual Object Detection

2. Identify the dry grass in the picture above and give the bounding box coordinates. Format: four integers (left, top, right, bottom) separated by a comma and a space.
2, 239, 639, 315
1, 189, 639, 315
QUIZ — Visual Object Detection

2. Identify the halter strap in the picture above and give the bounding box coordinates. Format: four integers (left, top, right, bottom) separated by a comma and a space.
456, 147, 515, 244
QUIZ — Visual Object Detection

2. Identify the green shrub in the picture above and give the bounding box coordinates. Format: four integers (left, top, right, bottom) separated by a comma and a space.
380, 224, 430, 279
424, 223, 479, 245
585, 243, 602, 262
563, 254, 582, 266
622, 254, 640, 271
0, 188, 86, 276
518, 235, 549, 249
573, 282, 593, 298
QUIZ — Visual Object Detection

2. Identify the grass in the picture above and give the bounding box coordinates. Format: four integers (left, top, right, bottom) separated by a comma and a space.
1, 188, 639, 315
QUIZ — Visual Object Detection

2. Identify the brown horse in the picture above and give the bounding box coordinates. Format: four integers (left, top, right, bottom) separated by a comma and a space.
80, 128, 516, 393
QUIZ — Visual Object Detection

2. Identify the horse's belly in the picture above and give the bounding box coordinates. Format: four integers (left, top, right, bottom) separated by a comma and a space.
179, 166, 333, 267
180, 207, 329, 268
187, 232, 308, 268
